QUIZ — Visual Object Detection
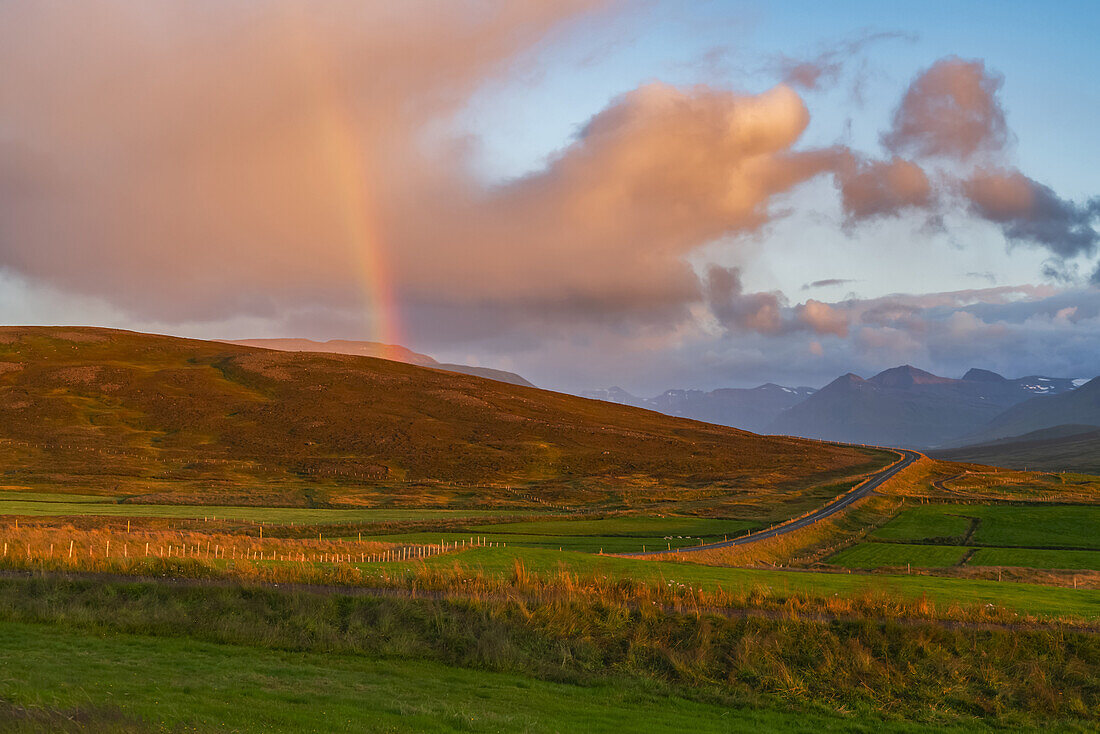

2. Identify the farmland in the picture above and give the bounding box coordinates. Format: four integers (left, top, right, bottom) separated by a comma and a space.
827, 542, 973, 569
0, 491, 514, 525
827, 503, 1100, 575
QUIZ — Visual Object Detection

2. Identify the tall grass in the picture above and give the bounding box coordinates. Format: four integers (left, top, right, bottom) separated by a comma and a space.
0, 574, 1096, 729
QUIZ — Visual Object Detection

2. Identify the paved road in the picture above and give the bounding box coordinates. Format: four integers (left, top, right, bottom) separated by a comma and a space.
625, 448, 921, 556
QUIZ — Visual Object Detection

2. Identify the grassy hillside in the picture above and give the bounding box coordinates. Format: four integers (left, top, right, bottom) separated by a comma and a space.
935, 424, 1100, 473
0, 327, 888, 504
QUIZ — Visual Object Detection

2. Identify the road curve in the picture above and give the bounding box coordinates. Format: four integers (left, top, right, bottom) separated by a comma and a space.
624, 448, 921, 557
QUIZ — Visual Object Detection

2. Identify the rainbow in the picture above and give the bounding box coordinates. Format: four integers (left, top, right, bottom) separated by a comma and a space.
281, 10, 403, 358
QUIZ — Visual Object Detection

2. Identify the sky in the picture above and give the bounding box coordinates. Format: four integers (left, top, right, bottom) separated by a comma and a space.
0, 0, 1098, 394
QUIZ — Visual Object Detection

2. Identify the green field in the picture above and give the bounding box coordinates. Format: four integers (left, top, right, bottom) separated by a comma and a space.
872, 504, 1100, 549
0, 492, 515, 525
969, 547, 1100, 571
0, 490, 113, 504
364, 530, 704, 553
471, 516, 759, 538
832, 503, 1100, 576
13, 606, 1070, 734
871, 509, 972, 542
828, 543, 973, 569
2, 620, 977, 734
364, 516, 761, 554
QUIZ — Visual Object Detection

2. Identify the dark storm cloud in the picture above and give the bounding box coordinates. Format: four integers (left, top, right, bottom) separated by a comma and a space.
962, 169, 1100, 259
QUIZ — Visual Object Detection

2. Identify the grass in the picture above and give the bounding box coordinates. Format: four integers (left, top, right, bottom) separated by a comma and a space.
872, 504, 1100, 549
4, 519, 1100, 619
872, 510, 972, 543
828, 543, 973, 569
355, 516, 764, 554
0, 490, 113, 504
362, 530, 704, 553
969, 548, 1100, 571
0, 495, 513, 524
0, 620, 1018, 734
413, 547, 1100, 620
470, 515, 759, 538
2, 576, 1099, 730
968, 505, 1100, 549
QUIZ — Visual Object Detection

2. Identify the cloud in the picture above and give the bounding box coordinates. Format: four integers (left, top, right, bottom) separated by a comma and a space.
794, 299, 849, 337
802, 278, 856, 290
0, 1, 853, 340
0, 0, 614, 323
773, 31, 912, 91
835, 156, 932, 220
704, 266, 785, 334
882, 57, 1009, 160
966, 271, 997, 284
961, 168, 1100, 259
705, 266, 850, 338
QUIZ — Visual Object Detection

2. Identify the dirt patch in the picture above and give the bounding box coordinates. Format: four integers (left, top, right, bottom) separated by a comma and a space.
228, 354, 294, 381
430, 389, 492, 409
52, 365, 103, 385
53, 330, 109, 344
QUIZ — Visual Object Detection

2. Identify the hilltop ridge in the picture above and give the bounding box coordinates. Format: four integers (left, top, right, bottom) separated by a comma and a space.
0, 327, 886, 503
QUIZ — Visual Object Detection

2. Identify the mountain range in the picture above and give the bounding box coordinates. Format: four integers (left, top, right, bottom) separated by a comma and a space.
769, 366, 1083, 448
581, 384, 816, 434
585, 366, 1096, 453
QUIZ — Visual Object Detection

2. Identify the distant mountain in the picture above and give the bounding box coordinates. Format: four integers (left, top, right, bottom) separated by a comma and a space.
768, 366, 1081, 449
433, 364, 535, 388
949, 376, 1100, 446
224, 338, 534, 387
933, 424, 1100, 475
226, 339, 436, 366
581, 383, 816, 433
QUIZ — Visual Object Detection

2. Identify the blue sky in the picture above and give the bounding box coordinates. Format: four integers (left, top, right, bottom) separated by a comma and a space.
462, 1, 1099, 195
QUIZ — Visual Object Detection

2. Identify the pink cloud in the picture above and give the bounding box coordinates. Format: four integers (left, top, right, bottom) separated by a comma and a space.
836, 156, 932, 220
882, 57, 1009, 160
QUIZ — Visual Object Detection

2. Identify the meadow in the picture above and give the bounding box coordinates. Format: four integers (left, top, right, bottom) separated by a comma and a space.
0, 492, 514, 525
0, 575, 1097, 733
2, 482, 1100, 731
827, 502, 1100, 575
870, 504, 1100, 548
0, 620, 1040, 734
827, 542, 973, 569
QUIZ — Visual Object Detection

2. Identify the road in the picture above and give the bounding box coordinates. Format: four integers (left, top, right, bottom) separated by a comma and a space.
625, 448, 921, 556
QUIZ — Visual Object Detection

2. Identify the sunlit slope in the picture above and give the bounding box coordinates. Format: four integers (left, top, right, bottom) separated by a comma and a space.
0, 327, 889, 495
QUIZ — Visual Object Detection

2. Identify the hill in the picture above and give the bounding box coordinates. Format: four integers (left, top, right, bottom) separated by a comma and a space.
225, 338, 437, 365
0, 327, 887, 502
933, 424, 1100, 474
582, 384, 816, 433
951, 376, 1100, 447
768, 366, 1080, 448
225, 338, 534, 387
